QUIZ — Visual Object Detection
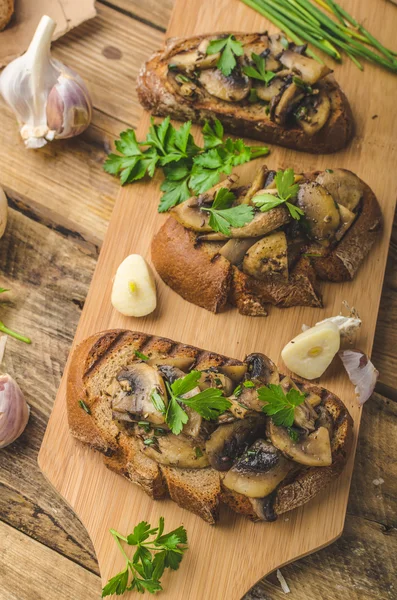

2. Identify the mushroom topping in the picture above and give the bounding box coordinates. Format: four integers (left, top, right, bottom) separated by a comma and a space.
111, 364, 167, 425
242, 231, 288, 282
279, 50, 332, 84
223, 439, 294, 498
240, 164, 269, 205
142, 434, 209, 468
168, 50, 220, 72
315, 169, 364, 212
268, 421, 332, 466
269, 33, 287, 56
198, 371, 234, 396
239, 354, 279, 412
219, 364, 248, 382
335, 204, 356, 241
205, 416, 266, 471
148, 357, 194, 371
272, 83, 303, 126
295, 89, 331, 135
199, 69, 251, 102
279, 376, 318, 432
297, 182, 340, 242
256, 77, 284, 102
219, 238, 257, 265
315, 405, 334, 438
228, 206, 290, 238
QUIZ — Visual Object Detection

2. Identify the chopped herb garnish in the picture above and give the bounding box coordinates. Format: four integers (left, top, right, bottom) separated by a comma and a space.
138, 421, 151, 433
292, 76, 313, 94
233, 384, 242, 398
102, 518, 188, 597
287, 427, 300, 442
325, 169, 334, 173
135, 350, 150, 361
252, 168, 304, 221
195, 447, 204, 458
249, 88, 258, 103
79, 399, 91, 415
175, 74, 191, 84
243, 380, 255, 388
201, 188, 254, 236
258, 384, 306, 427
243, 53, 276, 85
206, 35, 244, 76
143, 438, 156, 446
151, 390, 167, 413
246, 450, 256, 456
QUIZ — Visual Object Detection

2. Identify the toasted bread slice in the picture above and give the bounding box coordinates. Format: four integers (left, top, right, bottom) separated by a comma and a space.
137, 32, 354, 153
151, 168, 381, 316
67, 330, 353, 524
0, 0, 13, 31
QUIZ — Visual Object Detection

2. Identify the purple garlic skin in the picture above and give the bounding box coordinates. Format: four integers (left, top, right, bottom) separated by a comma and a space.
46, 69, 92, 139
0, 373, 30, 448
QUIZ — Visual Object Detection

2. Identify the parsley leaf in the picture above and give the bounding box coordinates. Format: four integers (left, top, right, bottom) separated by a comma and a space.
182, 388, 232, 420
201, 188, 254, 235
257, 383, 306, 427
202, 119, 224, 149
252, 168, 304, 220
243, 53, 276, 85
166, 395, 190, 435
206, 35, 244, 76
103, 519, 188, 597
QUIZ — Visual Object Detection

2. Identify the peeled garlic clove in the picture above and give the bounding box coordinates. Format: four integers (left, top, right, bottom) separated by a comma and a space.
281, 321, 340, 380
0, 186, 8, 239
0, 372, 30, 449
111, 254, 157, 317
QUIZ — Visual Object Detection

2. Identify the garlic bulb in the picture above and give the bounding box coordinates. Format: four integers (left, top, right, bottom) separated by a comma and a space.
0, 186, 7, 239
0, 336, 30, 448
0, 16, 92, 149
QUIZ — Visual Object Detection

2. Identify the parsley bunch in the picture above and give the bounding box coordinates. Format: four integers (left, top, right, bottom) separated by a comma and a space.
201, 188, 254, 236
152, 370, 232, 435
104, 118, 269, 212
258, 383, 306, 427
0, 288, 31, 344
206, 35, 244, 76
252, 168, 305, 220
243, 53, 276, 85
102, 518, 187, 597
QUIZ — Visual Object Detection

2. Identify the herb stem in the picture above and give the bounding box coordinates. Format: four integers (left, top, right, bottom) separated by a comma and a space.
0, 321, 31, 344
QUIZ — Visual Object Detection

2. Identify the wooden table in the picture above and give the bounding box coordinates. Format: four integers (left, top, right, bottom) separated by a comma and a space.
0, 2, 396, 599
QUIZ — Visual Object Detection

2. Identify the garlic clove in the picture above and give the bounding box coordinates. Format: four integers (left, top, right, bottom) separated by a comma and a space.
0, 186, 8, 239
111, 254, 157, 317
281, 321, 340, 380
46, 71, 92, 139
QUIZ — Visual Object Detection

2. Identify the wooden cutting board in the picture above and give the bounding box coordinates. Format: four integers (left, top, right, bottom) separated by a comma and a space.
39, 0, 397, 597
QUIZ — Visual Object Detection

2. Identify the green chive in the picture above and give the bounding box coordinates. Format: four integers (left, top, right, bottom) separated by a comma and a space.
79, 400, 91, 414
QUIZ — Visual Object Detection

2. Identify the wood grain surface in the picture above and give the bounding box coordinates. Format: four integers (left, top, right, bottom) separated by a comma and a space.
0, 1, 396, 599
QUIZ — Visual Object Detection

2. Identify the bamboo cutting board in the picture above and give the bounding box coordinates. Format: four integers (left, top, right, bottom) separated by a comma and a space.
39, 0, 397, 597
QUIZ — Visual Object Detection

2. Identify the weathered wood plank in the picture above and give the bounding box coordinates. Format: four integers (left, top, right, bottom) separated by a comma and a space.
0, 521, 101, 600
101, 0, 174, 30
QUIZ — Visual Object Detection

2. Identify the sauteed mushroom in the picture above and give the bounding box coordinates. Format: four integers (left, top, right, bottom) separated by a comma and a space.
199, 69, 251, 102
219, 238, 257, 265
268, 421, 332, 466
296, 89, 331, 135
112, 364, 167, 425
315, 169, 364, 212
239, 353, 279, 411
297, 182, 340, 242
242, 231, 288, 281
256, 77, 284, 102
206, 416, 266, 471
143, 433, 209, 468
223, 439, 293, 497
273, 82, 303, 126
279, 50, 331, 84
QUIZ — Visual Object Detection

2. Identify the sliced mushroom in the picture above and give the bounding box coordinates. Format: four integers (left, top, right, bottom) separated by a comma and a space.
268, 421, 332, 466
273, 83, 303, 126
269, 33, 288, 56
206, 416, 266, 471
223, 439, 294, 498
295, 89, 331, 135
242, 231, 288, 282
168, 50, 220, 72
315, 169, 364, 212
335, 204, 356, 241
256, 77, 284, 102
148, 357, 194, 371
240, 165, 269, 205
219, 238, 257, 264
199, 69, 251, 102
280, 50, 332, 84
315, 405, 334, 438
243, 46, 281, 73
239, 354, 279, 412
111, 364, 167, 425
297, 182, 340, 242
197, 371, 234, 396
229, 206, 290, 238
142, 434, 209, 468
219, 364, 248, 382
279, 376, 318, 432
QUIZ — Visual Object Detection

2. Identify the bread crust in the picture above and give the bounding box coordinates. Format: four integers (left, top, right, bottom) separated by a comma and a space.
67, 330, 353, 524
0, 0, 14, 31
137, 33, 354, 154
151, 172, 381, 315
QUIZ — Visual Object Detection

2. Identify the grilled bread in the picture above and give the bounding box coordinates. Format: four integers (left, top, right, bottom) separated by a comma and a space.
67, 330, 353, 524
137, 31, 354, 153
0, 0, 13, 31
151, 167, 382, 316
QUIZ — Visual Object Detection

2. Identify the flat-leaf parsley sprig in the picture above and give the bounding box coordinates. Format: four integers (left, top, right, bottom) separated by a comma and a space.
258, 383, 306, 427
102, 518, 188, 597
200, 188, 254, 236
151, 370, 232, 435
205, 35, 244, 76
104, 118, 269, 213
242, 53, 276, 85
252, 168, 305, 220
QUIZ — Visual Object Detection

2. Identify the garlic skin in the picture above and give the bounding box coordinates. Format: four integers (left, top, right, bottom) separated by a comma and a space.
0, 15, 92, 149
0, 373, 30, 448
0, 186, 7, 239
